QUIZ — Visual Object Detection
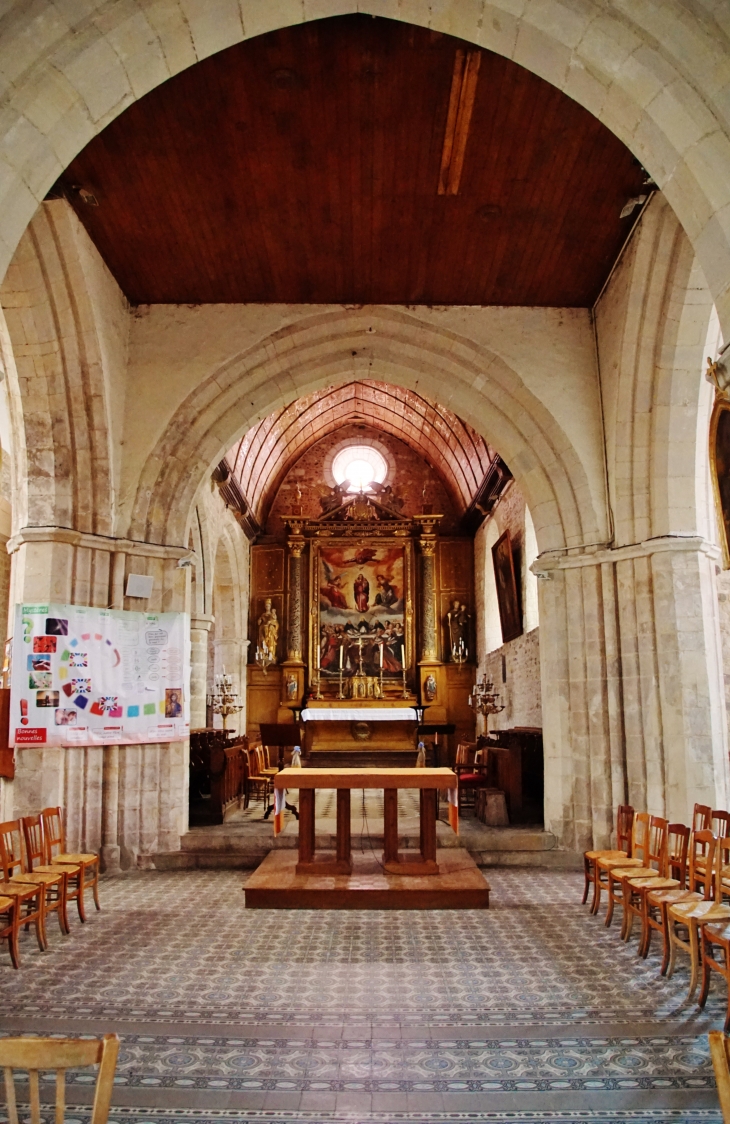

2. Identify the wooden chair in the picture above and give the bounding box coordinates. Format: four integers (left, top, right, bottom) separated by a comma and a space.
593, 812, 649, 920
700, 922, 730, 1034
709, 1031, 730, 1122
644, 828, 718, 973
604, 815, 668, 935
41, 807, 100, 922
0, 819, 68, 941
621, 822, 689, 949
582, 804, 634, 907
694, 803, 712, 831
0, 820, 45, 956
0, 894, 18, 969
0, 1033, 119, 1124
715, 811, 730, 838
666, 835, 730, 1000
22, 815, 80, 932
454, 742, 489, 810
246, 747, 273, 807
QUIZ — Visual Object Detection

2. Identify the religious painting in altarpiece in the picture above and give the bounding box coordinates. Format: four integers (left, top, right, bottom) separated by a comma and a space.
311, 538, 414, 681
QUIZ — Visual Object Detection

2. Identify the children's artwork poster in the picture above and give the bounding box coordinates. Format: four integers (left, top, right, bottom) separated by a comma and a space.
10, 604, 190, 747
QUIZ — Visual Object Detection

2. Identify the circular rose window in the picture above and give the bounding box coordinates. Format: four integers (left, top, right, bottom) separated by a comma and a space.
331, 445, 388, 492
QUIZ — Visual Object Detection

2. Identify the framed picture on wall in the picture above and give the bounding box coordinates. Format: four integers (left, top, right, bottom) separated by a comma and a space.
492, 529, 522, 643
711, 397, 730, 568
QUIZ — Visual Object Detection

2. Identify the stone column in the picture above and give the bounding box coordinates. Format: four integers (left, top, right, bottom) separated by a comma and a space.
286, 530, 305, 664
534, 535, 730, 852
190, 613, 215, 728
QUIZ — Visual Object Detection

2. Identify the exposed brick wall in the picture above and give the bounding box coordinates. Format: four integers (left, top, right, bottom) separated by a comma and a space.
265, 423, 459, 538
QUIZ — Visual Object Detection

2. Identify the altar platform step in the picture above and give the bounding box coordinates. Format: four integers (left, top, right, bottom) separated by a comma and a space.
245, 848, 490, 909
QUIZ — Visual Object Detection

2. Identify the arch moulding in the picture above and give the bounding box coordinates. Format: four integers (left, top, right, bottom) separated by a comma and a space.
0, 2, 729, 336
129, 307, 605, 558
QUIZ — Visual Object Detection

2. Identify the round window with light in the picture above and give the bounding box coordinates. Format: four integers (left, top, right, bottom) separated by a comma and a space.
331, 445, 388, 493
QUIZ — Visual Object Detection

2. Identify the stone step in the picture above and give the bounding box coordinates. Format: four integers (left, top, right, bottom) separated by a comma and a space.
152, 822, 580, 871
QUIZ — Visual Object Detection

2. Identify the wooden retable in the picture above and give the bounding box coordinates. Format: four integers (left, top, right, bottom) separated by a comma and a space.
275, 767, 457, 877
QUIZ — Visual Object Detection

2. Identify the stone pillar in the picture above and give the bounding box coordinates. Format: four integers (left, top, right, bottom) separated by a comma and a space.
535, 535, 730, 852
190, 613, 215, 729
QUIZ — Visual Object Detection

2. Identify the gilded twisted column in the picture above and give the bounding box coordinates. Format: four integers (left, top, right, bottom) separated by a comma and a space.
416, 516, 441, 664
286, 532, 305, 664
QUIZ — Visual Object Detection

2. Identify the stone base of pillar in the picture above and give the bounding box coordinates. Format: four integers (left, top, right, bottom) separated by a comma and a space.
100, 843, 121, 874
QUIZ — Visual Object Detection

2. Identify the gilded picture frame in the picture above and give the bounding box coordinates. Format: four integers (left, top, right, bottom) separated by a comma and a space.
309, 537, 415, 685
492, 528, 522, 643
710, 396, 730, 569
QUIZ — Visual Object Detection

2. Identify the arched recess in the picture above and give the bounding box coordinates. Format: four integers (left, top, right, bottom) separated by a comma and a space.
129, 307, 605, 559
209, 525, 249, 734
0, 3, 729, 337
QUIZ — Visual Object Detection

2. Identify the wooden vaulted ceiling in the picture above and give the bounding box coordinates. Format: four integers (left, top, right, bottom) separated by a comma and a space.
227, 382, 494, 527
59, 15, 647, 307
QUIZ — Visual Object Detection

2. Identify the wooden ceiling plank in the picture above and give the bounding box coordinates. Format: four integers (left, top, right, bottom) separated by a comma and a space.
61, 14, 647, 307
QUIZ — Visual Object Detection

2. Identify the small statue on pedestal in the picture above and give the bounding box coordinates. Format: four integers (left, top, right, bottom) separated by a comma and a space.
446, 600, 470, 662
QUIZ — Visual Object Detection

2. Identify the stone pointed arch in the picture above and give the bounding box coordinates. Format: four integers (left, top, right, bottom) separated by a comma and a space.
129, 307, 606, 556
0, 3, 729, 335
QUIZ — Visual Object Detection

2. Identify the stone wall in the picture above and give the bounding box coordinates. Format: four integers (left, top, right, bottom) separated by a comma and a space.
474, 478, 542, 732
482, 629, 542, 732
266, 423, 458, 537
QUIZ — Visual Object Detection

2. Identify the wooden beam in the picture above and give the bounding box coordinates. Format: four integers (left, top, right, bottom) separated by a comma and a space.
438, 48, 481, 195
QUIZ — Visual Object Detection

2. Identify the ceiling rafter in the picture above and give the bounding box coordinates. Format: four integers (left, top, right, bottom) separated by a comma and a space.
227, 381, 494, 528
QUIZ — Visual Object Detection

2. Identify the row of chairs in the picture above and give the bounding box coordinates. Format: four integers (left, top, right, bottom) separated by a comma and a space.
0, 807, 99, 968
583, 804, 730, 1031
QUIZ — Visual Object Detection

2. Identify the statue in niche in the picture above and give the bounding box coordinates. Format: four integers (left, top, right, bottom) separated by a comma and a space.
424, 673, 437, 702
257, 598, 279, 658
286, 674, 298, 701
446, 599, 470, 661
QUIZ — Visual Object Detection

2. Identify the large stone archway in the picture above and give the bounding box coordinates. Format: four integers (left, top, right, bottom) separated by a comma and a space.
129, 305, 607, 558
0, 3, 729, 333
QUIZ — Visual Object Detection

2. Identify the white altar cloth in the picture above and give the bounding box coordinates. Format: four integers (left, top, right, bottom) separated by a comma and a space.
301, 708, 417, 722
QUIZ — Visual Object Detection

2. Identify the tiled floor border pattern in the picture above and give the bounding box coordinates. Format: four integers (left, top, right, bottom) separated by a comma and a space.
0, 869, 726, 1122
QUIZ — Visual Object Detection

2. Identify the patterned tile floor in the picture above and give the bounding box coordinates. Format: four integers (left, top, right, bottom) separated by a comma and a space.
0, 868, 725, 1123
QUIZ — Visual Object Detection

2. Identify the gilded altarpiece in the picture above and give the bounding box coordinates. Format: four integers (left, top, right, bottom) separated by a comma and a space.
310, 537, 415, 698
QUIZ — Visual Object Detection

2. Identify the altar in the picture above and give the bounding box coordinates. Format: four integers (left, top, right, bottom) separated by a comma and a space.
245, 766, 490, 909
246, 494, 477, 757
301, 703, 418, 758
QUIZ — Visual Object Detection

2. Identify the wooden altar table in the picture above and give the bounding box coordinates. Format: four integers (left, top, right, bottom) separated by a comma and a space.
245, 766, 490, 910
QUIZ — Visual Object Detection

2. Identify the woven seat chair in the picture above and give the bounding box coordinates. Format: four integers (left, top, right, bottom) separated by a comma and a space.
700, 922, 730, 1035
644, 828, 718, 974
0, 1033, 119, 1124
0, 819, 67, 942
582, 804, 634, 908
22, 814, 81, 932
593, 812, 649, 920
41, 807, 100, 922
621, 822, 689, 949
246, 746, 273, 807
666, 835, 730, 1001
0, 820, 45, 957
603, 815, 669, 934
0, 894, 18, 968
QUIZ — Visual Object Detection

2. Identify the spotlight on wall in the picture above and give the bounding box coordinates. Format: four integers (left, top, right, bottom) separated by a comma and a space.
177, 557, 194, 569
